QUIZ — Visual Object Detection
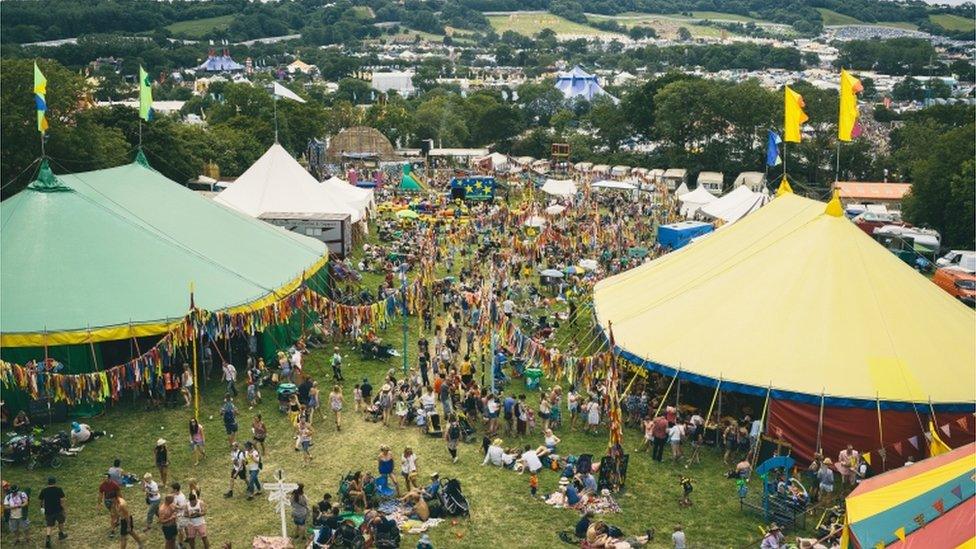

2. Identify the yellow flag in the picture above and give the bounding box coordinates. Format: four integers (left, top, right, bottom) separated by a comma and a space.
928, 421, 952, 457
838, 69, 863, 142
784, 86, 808, 143
895, 527, 906, 541
863, 452, 872, 466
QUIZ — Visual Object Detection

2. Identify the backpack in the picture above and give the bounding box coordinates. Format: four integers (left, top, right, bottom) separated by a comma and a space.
222, 405, 236, 423
448, 424, 461, 441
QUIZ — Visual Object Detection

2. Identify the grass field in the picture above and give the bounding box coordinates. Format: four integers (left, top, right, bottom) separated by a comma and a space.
165, 14, 236, 38
586, 13, 725, 39
929, 13, 974, 32
488, 13, 622, 38
817, 8, 862, 26
690, 11, 762, 23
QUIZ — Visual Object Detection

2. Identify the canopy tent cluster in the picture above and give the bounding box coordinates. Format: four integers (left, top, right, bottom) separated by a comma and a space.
594, 189, 976, 464
698, 185, 769, 224
540, 178, 577, 198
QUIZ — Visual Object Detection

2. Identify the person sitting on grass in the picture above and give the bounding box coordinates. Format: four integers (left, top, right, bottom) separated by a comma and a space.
400, 490, 430, 521
586, 520, 654, 548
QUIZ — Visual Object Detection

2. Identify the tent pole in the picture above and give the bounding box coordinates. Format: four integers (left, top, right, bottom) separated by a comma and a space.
815, 390, 825, 455
653, 366, 680, 418
751, 385, 772, 476
716, 388, 723, 446
876, 394, 885, 471
191, 283, 200, 421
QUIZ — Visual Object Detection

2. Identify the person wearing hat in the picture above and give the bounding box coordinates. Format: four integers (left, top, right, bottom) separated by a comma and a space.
379, 384, 393, 426
422, 473, 441, 501
817, 458, 835, 504
760, 523, 785, 549
141, 473, 161, 532
417, 532, 434, 549
481, 438, 514, 468
154, 439, 170, 486
69, 421, 101, 447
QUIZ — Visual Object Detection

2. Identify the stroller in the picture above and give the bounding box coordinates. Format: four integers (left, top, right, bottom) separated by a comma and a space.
438, 478, 470, 517
372, 516, 401, 548
455, 412, 477, 443
425, 412, 443, 437
1, 431, 68, 470
331, 521, 365, 549
276, 383, 297, 414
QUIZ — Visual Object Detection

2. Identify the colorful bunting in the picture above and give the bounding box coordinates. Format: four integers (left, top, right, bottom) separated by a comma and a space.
951, 485, 963, 500
893, 441, 903, 455
894, 527, 906, 541
932, 498, 945, 514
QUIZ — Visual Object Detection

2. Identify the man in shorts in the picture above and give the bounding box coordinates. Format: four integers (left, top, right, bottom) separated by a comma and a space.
225, 442, 246, 498
157, 495, 179, 549
3, 484, 30, 544
39, 477, 68, 547
112, 496, 144, 548
221, 394, 239, 446
98, 473, 122, 537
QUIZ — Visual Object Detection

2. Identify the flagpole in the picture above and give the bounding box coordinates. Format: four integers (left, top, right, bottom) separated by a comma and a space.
273, 95, 279, 143
834, 140, 841, 183
138, 118, 143, 149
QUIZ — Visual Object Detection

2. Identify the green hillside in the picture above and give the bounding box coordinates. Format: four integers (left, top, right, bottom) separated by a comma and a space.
165, 14, 235, 37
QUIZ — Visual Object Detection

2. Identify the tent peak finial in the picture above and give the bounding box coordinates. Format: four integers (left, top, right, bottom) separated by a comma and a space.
825, 189, 844, 217
134, 149, 151, 169
28, 159, 69, 193
775, 176, 793, 197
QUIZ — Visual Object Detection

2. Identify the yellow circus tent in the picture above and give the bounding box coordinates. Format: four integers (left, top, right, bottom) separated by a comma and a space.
594, 190, 975, 463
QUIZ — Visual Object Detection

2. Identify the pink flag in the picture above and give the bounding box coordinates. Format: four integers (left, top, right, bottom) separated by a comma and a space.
956, 416, 968, 431
893, 441, 903, 455
908, 436, 919, 449
941, 423, 952, 437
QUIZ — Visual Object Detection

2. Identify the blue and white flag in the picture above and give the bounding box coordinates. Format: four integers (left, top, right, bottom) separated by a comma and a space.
766, 130, 782, 167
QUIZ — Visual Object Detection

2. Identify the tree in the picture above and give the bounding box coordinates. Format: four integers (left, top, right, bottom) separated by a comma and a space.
516, 81, 565, 127
677, 27, 692, 41
901, 123, 976, 248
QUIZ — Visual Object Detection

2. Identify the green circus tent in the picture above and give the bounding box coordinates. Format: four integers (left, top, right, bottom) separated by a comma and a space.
0, 156, 328, 410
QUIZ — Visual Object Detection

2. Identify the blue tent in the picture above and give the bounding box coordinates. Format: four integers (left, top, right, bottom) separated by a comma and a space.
554, 66, 617, 103
196, 50, 245, 72
450, 176, 495, 201
656, 221, 713, 250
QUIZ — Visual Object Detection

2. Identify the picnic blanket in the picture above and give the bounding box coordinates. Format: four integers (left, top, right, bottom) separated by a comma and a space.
544, 493, 621, 514
376, 500, 446, 533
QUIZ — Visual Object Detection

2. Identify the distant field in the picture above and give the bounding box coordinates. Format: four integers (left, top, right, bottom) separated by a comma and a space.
587, 13, 726, 39
488, 13, 620, 37
817, 8, 862, 26
165, 14, 235, 37
690, 11, 763, 23
929, 13, 974, 32
877, 21, 919, 30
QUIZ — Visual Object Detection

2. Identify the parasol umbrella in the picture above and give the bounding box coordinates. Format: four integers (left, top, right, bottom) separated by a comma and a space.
539, 269, 565, 278
523, 215, 547, 228
395, 209, 419, 219
563, 265, 585, 275
545, 204, 566, 215
577, 259, 599, 271
628, 246, 649, 258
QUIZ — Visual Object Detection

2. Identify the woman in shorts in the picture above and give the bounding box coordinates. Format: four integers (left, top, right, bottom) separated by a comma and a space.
184, 492, 209, 549
291, 484, 310, 542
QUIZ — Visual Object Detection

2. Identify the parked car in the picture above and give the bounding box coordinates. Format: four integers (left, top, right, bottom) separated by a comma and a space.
936, 250, 976, 273
932, 267, 976, 307
853, 211, 903, 236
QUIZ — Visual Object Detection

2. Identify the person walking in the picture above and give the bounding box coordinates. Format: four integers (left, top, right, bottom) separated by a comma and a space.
445, 415, 462, 463
651, 414, 668, 463
184, 492, 210, 549
225, 442, 246, 498
329, 385, 344, 431
221, 395, 239, 447
189, 419, 206, 466
244, 441, 263, 500
298, 422, 314, 465
291, 484, 310, 543
251, 414, 268, 455
39, 477, 67, 547
222, 361, 237, 397
98, 473, 122, 537
330, 347, 344, 382
112, 496, 144, 549
401, 447, 419, 491
141, 473, 162, 532
157, 495, 178, 549
154, 439, 170, 486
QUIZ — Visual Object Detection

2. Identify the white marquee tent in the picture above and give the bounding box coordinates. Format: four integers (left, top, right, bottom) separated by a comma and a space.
677, 185, 717, 218
216, 143, 363, 223
699, 184, 769, 224
541, 178, 577, 197
323, 175, 375, 217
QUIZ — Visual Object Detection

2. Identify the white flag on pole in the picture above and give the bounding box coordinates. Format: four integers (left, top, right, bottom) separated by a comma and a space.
272, 82, 306, 103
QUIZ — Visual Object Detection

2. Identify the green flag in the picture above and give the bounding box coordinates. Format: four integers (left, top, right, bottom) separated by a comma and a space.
139, 66, 153, 121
